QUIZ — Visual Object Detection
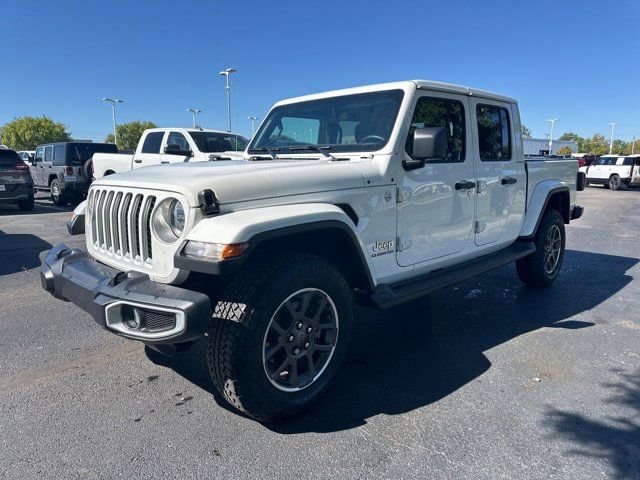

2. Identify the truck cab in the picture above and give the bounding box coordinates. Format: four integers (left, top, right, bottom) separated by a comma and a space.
41, 80, 583, 421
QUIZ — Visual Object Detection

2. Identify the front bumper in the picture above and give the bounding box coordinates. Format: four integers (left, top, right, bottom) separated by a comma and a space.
40, 244, 211, 344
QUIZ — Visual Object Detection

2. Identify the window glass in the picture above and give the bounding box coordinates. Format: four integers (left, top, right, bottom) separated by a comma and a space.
141, 132, 164, 154
166, 132, 190, 151
53, 144, 66, 166
621, 157, 633, 166
476, 104, 511, 161
0, 149, 22, 166
250, 90, 404, 154
44, 146, 52, 162
35, 147, 44, 162
189, 132, 248, 152
406, 97, 465, 162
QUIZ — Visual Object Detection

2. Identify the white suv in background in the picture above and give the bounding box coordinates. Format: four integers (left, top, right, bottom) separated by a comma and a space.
583, 154, 640, 190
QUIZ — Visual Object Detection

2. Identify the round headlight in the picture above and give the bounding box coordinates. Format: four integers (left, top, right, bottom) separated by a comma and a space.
170, 200, 185, 236
152, 197, 186, 244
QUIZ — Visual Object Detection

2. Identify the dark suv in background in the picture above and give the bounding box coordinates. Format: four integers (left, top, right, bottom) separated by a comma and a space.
31, 141, 118, 205
0, 149, 34, 211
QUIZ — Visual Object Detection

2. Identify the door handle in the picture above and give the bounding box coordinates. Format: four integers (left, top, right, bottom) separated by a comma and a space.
161, 161, 169, 164
455, 180, 476, 190
501, 177, 517, 185
134, 159, 142, 164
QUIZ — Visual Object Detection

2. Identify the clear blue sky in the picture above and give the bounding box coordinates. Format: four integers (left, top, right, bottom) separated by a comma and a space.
1, 0, 638, 142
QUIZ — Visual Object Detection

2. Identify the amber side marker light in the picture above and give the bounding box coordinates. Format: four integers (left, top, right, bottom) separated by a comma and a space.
183, 241, 249, 260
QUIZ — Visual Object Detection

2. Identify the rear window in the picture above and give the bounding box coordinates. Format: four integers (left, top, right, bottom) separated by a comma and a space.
0, 149, 22, 166
141, 132, 165, 153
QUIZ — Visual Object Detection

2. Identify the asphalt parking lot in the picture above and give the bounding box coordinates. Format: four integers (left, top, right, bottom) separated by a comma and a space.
1, 188, 639, 480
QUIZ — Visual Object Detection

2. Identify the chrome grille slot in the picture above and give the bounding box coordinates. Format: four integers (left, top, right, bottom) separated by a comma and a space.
89, 188, 158, 266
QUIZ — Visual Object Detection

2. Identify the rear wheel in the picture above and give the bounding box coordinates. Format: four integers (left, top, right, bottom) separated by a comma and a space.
609, 174, 621, 190
17, 196, 34, 211
207, 252, 353, 421
50, 179, 66, 206
516, 209, 565, 288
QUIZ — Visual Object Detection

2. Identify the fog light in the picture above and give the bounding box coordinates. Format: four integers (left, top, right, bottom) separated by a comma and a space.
122, 305, 144, 330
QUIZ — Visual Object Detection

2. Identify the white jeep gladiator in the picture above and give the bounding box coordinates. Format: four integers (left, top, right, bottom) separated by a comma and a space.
90, 127, 248, 180
41, 80, 584, 421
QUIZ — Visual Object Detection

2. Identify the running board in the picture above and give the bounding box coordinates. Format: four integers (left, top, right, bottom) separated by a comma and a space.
370, 241, 536, 309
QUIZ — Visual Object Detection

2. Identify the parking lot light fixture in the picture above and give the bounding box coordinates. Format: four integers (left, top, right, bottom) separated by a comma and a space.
632, 136, 636, 155
102, 98, 123, 146
187, 108, 202, 128
608, 122, 618, 155
219, 68, 237, 133
547, 119, 558, 155
247, 115, 259, 137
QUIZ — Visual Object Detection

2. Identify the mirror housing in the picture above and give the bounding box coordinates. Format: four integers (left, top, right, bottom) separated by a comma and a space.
164, 144, 193, 156
403, 127, 448, 171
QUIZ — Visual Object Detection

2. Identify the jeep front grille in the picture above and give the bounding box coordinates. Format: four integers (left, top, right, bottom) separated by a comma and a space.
89, 188, 156, 263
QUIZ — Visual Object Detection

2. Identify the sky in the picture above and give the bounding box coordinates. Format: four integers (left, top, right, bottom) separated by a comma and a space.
1, 0, 638, 143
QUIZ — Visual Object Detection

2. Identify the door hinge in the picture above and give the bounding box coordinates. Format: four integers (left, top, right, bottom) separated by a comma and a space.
396, 186, 411, 203
397, 236, 412, 252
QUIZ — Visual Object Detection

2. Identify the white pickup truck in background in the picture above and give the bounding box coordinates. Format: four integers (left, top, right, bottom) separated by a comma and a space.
90, 128, 248, 179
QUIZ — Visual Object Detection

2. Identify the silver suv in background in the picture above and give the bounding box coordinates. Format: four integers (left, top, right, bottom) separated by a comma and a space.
31, 141, 118, 205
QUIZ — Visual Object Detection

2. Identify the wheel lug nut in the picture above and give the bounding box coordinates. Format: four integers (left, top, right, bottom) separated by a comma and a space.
296, 322, 303, 330
304, 342, 310, 349
306, 327, 312, 333
293, 347, 300, 355
287, 334, 294, 342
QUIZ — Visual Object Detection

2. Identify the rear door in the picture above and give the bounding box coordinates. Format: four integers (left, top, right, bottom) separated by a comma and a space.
396, 92, 476, 266
43, 145, 54, 186
133, 131, 166, 169
470, 100, 525, 246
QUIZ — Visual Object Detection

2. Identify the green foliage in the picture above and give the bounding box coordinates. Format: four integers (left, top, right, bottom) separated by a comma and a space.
521, 125, 532, 137
105, 121, 157, 150
557, 132, 634, 155
559, 132, 581, 143
0, 116, 71, 150
556, 146, 573, 156
104, 133, 115, 144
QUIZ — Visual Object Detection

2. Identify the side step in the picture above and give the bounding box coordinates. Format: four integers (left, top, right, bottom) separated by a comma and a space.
370, 241, 536, 309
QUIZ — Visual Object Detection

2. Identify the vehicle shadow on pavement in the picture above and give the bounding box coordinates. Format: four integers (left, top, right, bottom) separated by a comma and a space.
545, 369, 640, 480
0, 230, 52, 276
148, 249, 638, 432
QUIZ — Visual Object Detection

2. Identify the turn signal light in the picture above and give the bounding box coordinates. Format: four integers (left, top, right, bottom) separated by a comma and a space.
183, 241, 249, 260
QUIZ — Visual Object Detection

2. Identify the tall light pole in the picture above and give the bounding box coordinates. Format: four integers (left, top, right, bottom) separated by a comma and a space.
218, 68, 237, 133
187, 108, 202, 128
102, 98, 123, 145
608, 122, 618, 154
632, 136, 637, 155
547, 118, 558, 155
247, 115, 258, 137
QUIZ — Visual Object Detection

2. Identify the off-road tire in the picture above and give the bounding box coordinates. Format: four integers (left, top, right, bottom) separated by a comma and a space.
207, 252, 353, 421
17, 196, 34, 211
516, 209, 565, 288
50, 179, 66, 206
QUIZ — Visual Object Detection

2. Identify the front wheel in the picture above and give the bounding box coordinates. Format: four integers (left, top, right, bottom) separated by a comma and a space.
609, 174, 622, 190
207, 253, 353, 421
516, 209, 565, 288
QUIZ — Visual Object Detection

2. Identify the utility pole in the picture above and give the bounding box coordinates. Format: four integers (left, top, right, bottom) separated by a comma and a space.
632, 136, 636, 155
547, 118, 558, 155
218, 68, 237, 133
247, 116, 259, 137
102, 98, 123, 145
187, 108, 202, 128
608, 122, 618, 154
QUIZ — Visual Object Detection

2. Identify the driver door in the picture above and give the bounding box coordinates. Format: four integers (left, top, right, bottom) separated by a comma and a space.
396, 93, 476, 267
161, 131, 192, 164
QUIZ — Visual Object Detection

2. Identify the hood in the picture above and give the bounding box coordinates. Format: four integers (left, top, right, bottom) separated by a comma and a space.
93, 159, 366, 206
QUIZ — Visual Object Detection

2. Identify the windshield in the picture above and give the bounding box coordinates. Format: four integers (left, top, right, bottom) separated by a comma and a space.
249, 89, 404, 155
189, 132, 248, 153
72, 143, 118, 163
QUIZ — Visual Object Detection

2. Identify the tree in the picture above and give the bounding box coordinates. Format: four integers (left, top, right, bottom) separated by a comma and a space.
521, 125, 532, 138
559, 132, 582, 142
105, 120, 156, 151
0, 116, 71, 150
556, 146, 573, 156
104, 133, 115, 144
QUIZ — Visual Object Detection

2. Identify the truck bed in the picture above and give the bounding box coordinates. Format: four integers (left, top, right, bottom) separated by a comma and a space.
524, 157, 579, 208
92, 153, 134, 179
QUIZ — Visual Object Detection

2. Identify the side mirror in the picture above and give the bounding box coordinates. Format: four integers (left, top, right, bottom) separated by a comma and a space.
403, 127, 448, 171
164, 144, 193, 156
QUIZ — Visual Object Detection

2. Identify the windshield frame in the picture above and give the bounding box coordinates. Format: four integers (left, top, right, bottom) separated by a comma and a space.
248, 89, 405, 156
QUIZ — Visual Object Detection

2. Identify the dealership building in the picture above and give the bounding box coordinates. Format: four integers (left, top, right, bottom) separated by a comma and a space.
523, 137, 578, 156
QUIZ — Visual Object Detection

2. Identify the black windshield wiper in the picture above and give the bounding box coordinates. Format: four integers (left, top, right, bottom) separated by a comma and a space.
248, 146, 279, 159
289, 144, 335, 159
